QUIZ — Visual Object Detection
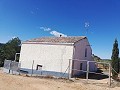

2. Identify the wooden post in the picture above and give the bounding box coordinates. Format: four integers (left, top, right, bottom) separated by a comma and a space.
15, 54, 16, 61
86, 61, 89, 82
108, 63, 111, 86
18, 61, 21, 75
68, 59, 71, 79
9, 60, 12, 74
31, 60, 34, 76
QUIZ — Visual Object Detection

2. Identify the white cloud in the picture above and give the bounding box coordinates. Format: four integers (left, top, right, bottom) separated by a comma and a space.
12, 36, 17, 39
50, 31, 67, 37
40, 26, 67, 37
40, 27, 51, 31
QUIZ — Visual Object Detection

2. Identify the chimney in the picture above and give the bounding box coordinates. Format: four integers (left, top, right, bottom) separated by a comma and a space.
60, 35, 62, 37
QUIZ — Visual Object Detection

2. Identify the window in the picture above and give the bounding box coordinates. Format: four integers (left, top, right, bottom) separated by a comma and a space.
36, 65, 42, 70
85, 48, 87, 57
80, 63, 83, 70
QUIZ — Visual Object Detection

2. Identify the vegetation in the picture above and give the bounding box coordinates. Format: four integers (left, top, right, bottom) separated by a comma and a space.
111, 39, 119, 78
92, 54, 110, 62
0, 37, 21, 67
0, 43, 4, 47
92, 54, 111, 70
92, 54, 101, 62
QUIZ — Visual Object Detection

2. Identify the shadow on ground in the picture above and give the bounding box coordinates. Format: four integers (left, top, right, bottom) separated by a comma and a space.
76, 68, 109, 80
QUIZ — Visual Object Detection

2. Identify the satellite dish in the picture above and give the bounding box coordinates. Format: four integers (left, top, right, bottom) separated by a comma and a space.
84, 22, 90, 34
85, 22, 90, 28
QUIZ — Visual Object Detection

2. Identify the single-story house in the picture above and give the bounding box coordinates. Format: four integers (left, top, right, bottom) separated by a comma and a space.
19, 36, 97, 77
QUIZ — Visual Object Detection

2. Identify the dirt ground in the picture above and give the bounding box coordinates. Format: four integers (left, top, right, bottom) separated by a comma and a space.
0, 70, 120, 90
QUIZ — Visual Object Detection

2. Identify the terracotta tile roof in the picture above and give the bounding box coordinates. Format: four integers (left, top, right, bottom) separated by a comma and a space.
25, 36, 86, 43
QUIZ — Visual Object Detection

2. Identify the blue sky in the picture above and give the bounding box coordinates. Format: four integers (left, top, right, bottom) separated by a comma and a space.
0, 0, 120, 59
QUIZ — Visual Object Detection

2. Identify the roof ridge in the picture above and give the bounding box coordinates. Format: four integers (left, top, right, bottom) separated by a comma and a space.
25, 36, 87, 43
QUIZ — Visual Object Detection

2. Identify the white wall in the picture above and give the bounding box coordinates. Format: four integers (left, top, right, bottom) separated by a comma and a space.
19, 43, 73, 74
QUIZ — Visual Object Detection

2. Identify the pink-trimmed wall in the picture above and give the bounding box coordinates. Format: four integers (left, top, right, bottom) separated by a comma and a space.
72, 38, 96, 76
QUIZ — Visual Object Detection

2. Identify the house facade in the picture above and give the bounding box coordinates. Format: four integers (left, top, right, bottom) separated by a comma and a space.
19, 36, 96, 77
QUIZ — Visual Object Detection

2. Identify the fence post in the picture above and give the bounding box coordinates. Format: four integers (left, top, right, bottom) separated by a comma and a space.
11, 61, 14, 75
9, 60, 12, 74
31, 60, 34, 76
86, 61, 89, 82
108, 63, 111, 86
68, 59, 71, 79
18, 61, 21, 75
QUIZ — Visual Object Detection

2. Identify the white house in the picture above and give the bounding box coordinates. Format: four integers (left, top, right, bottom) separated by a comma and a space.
19, 36, 96, 77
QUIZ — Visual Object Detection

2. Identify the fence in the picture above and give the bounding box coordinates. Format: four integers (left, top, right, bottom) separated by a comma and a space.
68, 59, 112, 86
3, 59, 115, 86
4, 60, 21, 74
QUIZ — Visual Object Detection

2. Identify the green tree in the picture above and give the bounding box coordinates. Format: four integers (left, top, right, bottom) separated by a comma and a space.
0, 37, 21, 66
0, 48, 6, 66
111, 39, 119, 78
4, 37, 21, 60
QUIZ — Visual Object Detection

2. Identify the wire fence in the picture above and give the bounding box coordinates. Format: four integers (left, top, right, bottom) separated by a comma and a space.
3, 59, 119, 87
68, 59, 112, 86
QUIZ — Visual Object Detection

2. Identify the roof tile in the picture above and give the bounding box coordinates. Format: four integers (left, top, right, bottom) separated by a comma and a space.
25, 36, 86, 43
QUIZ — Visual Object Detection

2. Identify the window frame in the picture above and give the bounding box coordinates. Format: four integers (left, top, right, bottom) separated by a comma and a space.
36, 64, 42, 70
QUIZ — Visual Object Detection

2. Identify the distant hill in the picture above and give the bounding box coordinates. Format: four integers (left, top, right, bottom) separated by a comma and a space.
100, 59, 111, 63
102, 59, 111, 61
92, 54, 101, 62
